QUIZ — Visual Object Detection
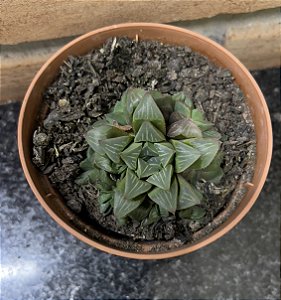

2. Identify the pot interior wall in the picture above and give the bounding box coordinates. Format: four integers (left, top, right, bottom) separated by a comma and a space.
20, 24, 271, 256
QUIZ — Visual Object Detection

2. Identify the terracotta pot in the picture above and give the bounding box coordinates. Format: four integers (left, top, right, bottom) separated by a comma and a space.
18, 23, 272, 259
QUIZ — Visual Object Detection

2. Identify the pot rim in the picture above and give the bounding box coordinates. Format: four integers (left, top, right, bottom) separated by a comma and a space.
18, 22, 272, 259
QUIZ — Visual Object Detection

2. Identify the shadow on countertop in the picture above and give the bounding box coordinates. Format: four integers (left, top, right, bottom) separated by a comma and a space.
0, 68, 280, 300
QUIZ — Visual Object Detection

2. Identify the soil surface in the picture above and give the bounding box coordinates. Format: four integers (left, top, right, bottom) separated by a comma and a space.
32, 37, 256, 244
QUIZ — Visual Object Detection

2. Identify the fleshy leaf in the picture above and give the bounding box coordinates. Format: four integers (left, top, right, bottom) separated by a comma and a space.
146, 156, 162, 169
192, 109, 213, 131
120, 142, 142, 170
169, 111, 185, 124
202, 130, 222, 139
79, 148, 95, 171
133, 93, 166, 133
153, 95, 175, 122
106, 112, 129, 126
100, 136, 133, 163
177, 175, 203, 210
186, 138, 220, 169
121, 88, 146, 114
137, 158, 159, 178
134, 121, 165, 143
171, 140, 201, 173
141, 142, 159, 157
94, 152, 117, 174
179, 206, 206, 220
86, 125, 128, 154
147, 165, 173, 190
129, 200, 153, 222
172, 92, 193, 108
199, 152, 224, 183
95, 169, 115, 191
154, 142, 175, 167
148, 177, 178, 213
113, 190, 144, 219
174, 101, 191, 118
99, 192, 113, 214
124, 169, 152, 199
143, 205, 161, 226
167, 118, 202, 139
75, 168, 100, 185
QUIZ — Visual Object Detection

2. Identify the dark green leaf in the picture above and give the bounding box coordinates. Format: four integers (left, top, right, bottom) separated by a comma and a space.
171, 140, 201, 173
79, 147, 95, 171
98, 192, 113, 214
177, 175, 202, 210
100, 136, 133, 163
146, 156, 162, 170
154, 142, 175, 167
137, 158, 160, 178
202, 129, 222, 139
133, 93, 166, 133
179, 206, 206, 220
134, 121, 166, 143
141, 142, 159, 157
143, 205, 161, 226
75, 168, 100, 185
94, 152, 117, 173
124, 169, 152, 199
86, 125, 128, 154
169, 111, 185, 124
114, 190, 144, 219
106, 112, 129, 126
172, 92, 193, 108
121, 88, 146, 114
96, 169, 115, 191
174, 101, 191, 118
148, 177, 178, 213
167, 118, 202, 139
153, 95, 175, 122
191, 109, 213, 131
198, 152, 224, 183
147, 165, 173, 190
120, 142, 142, 170
186, 138, 220, 169
129, 200, 153, 222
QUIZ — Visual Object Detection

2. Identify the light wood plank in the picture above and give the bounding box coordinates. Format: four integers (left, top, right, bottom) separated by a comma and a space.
1, 0, 280, 44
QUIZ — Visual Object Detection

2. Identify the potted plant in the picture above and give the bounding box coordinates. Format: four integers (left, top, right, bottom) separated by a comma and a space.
18, 23, 272, 259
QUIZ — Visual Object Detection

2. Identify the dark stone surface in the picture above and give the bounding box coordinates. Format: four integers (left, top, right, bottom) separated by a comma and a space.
0, 68, 280, 300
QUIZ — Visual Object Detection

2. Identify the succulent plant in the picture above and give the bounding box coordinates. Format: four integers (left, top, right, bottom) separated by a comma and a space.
76, 88, 223, 225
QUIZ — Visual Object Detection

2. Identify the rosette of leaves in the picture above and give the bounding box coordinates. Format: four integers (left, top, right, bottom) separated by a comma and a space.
76, 88, 223, 225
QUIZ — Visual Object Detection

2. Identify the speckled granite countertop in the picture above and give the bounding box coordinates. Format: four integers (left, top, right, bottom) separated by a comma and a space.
1, 68, 280, 300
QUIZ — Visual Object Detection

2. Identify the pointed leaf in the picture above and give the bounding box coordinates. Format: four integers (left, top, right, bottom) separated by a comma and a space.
172, 92, 193, 108
133, 93, 166, 133
100, 136, 133, 163
153, 95, 175, 122
122, 88, 146, 114
191, 109, 213, 131
148, 177, 178, 213
169, 111, 185, 124
75, 168, 100, 185
141, 142, 158, 157
174, 101, 191, 118
106, 112, 128, 126
114, 190, 144, 219
147, 156, 162, 170
202, 129, 222, 139
177, 175, 202, 210
143, 205, 161, 226
120, 142, 142, 170
154, 142, 175, 167
134, 121, 165, 143
171, 140, 201, 173
86, 125, 128, 154
147, 165, 173, 190
124, 169, 152, 199
79, 148, 95, 171
137, 158, 159, 178
94, 152, 117, 173
186, 138, 220, 169
96, 169, 115, 191
199, 152, 224, 183
129, 200, 153, 222
99, 192, 113, 214
168, 118, 202, 139
179, 206, 206, 221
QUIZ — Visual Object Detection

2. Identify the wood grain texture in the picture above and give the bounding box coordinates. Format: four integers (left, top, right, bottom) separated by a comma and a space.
1, 0, 280, 44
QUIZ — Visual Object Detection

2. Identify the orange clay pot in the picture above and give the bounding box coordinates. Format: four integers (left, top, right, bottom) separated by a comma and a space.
18, 23, 272, 259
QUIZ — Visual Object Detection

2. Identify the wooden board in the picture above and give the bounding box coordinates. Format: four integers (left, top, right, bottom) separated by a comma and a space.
1, 0, 280, 44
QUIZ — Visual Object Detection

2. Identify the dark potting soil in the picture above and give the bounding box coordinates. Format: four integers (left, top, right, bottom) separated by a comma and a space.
32, 37, 256, 246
